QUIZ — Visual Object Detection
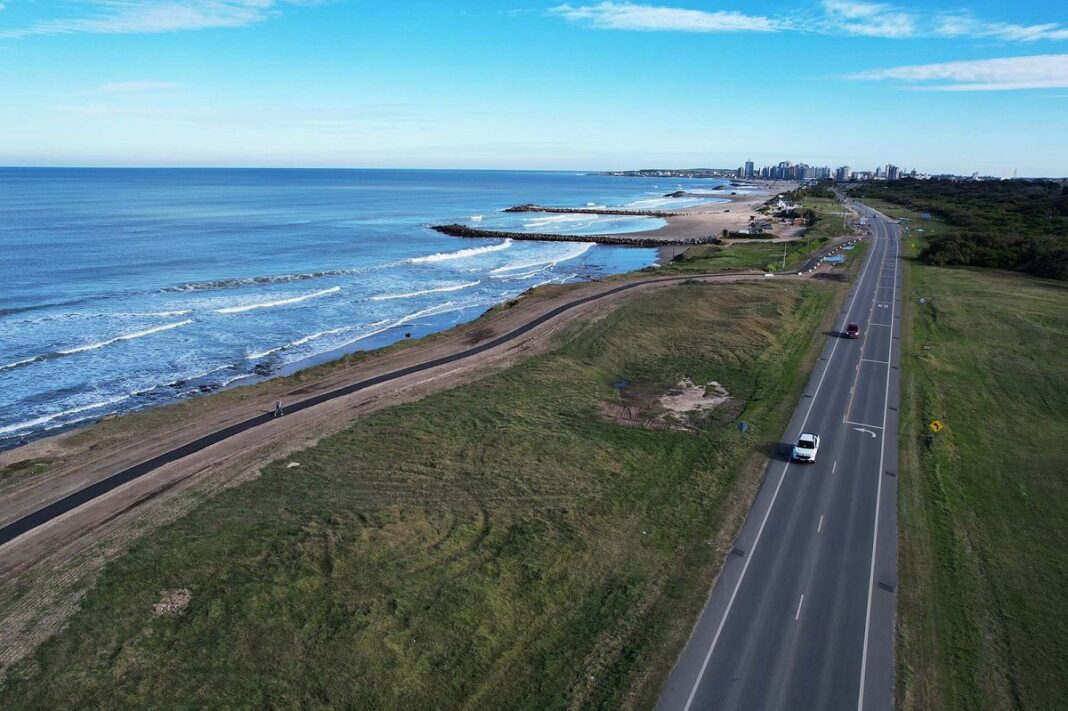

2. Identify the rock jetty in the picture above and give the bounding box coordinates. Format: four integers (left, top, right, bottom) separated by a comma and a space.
663, 190, 736, 198
430, 223, 721, 248
502, 203, 682, 218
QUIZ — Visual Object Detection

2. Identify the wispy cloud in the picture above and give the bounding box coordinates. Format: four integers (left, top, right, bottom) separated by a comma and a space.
934, 15, 1068, 43
0, 1, 306, 38
550, 1, 1068, 42
848, 54, 1068, 91
816, 0, 914, 38
94, 80, 178, 94
548, 3, 781, 33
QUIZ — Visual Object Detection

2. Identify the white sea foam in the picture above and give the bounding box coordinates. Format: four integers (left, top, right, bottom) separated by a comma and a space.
407, 239, 511, 264
215, 286, 341, 314
488, 268, 548, 280
489, 242, 594, 275
218, 374, 254, 388
0, 395, 129, 436
141, 309, 193, 317
0, 355, 40, 372
522, 214, 597, 229
56, 319, 195, 356
248, 326, 352, 360
370, 280, 480, 301
108, 310, 195, 318
164, 363, 233, 386
328, 302, 479, 352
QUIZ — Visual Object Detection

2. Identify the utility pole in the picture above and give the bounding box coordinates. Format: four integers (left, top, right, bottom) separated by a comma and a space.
782, 242, 788, 271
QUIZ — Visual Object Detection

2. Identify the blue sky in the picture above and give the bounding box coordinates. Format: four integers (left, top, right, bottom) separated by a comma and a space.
0, 1, 1065, 175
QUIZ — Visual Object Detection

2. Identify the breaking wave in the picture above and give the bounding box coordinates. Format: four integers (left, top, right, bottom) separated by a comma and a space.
215, 286, 341, 314
247, 300, 479, 364
489, 242, 594, 275
163, 268, 369, 293
0, 395, 130, 437
370, 281, 480, 301
0, 319, 195, 372
407, 239, 511, 264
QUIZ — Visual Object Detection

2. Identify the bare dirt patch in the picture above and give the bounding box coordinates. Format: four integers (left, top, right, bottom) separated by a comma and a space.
152, 588, 191, 617
602, 379, 735, 432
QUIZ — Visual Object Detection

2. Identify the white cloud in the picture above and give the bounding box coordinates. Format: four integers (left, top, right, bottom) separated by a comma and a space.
817, 0, 915, 38
934, 15, 1068, 43
94, 80, 178, 93
849, 54, 1068, 91
0, 1, 299, 38
550, 1, 1068, 43
548, 3, 781, 33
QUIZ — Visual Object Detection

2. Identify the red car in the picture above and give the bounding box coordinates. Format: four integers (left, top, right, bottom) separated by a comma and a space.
845, 323, 860, 339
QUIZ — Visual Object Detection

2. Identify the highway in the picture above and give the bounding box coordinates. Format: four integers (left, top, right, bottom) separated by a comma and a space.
657, 203, 901, 711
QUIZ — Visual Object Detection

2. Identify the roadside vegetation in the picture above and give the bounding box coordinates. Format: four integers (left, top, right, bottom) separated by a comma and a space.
660, 237, 829, 274
0, 278, 845, 709
873, 202, 1068, 710
852, 179, 1068, 279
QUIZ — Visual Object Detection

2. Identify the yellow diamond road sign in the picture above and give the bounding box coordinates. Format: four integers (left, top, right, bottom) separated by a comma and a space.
929, 420, 944, 433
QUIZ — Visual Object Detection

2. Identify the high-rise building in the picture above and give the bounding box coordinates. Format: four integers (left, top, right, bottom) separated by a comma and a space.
835, 166, 852, 182
887, 164, 900, 180
744, 160, 754, 179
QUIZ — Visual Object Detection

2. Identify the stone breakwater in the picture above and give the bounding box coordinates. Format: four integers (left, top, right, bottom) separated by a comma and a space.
430, 223, 722, 248
502, 203, 683, 218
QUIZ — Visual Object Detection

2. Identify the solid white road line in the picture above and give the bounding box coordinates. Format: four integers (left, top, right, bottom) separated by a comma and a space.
832, 461, 838, 474
857, 214, 899, 711
679, 211, 886, 711
817, 515, 824, 533
795, 594, 805, 621
862, 358, 890, 365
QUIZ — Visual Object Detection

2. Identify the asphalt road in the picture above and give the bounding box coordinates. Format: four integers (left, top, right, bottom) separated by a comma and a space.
0, 245, 845, 549
657, 204, 902, 711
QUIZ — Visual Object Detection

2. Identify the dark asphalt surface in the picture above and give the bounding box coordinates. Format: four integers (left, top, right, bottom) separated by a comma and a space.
657, 204, 901, 711
0, 244, 846, 549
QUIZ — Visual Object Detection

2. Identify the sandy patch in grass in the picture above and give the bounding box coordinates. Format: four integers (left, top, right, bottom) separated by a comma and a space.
602, 379, 733, 432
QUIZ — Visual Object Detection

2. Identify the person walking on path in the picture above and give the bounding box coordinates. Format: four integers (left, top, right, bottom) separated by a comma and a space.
274, 400, 284, 418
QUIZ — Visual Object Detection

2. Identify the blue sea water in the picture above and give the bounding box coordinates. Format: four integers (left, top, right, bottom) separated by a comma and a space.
0, 168, 727, 446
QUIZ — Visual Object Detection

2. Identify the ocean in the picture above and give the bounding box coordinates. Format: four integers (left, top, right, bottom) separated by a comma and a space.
0, 168, 727, 447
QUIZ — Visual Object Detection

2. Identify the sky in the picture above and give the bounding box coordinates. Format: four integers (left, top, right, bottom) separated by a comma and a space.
0, 1, 1065, 175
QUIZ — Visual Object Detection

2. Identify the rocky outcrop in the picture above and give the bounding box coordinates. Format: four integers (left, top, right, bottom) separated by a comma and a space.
430, 223, 721, 248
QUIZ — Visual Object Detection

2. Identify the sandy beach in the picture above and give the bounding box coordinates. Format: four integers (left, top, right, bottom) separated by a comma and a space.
434, 181, 804, 266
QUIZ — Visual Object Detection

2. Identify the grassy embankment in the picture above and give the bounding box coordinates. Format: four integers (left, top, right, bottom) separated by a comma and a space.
1, 276, 844, 708
656, 237, 828, 274
868, 201, 1068, 710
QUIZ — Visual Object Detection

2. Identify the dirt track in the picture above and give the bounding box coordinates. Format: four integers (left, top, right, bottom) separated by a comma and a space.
0, 241, 846, 674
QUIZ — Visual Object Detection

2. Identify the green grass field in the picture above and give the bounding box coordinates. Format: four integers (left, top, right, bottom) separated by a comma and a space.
0, 279, 843, 709
799, 195, 853, 241
659, 237, 829, 274
889, 205, 1068, 710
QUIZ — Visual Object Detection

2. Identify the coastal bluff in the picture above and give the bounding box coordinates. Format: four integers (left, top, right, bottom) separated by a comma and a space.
430, 223, 722, 248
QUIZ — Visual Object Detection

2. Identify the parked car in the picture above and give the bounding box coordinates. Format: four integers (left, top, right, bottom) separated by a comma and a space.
845, 322, 860, 339
792, 433, 820, 463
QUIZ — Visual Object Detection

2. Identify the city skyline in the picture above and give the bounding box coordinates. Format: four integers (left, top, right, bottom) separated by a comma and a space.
0, 1, 1066, 175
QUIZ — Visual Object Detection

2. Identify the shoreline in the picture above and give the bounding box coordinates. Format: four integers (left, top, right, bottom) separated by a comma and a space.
433, 180, 800, 263
1, 180, 795, 450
